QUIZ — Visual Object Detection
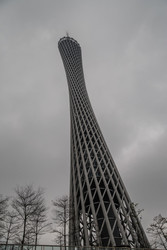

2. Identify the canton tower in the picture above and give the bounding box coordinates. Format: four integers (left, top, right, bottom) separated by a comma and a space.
58, 36, 150, 248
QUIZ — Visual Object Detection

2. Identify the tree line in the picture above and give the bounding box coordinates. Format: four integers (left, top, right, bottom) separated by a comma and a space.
0, 185, 167, 249
0, 185, 70, 249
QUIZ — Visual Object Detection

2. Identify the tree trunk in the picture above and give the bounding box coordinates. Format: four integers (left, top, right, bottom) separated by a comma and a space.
34, 233, 38, 250
21, 216, 27, 250
64, 204, 66, 250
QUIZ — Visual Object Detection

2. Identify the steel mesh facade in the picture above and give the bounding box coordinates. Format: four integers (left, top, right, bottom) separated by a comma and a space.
58, 36, 150, 248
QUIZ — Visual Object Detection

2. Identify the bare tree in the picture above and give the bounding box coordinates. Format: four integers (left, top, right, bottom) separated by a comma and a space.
1, 211, 19, 247
147, 214, 167, 249
52, 195, 70, 248
30, 198, 51, 250
0, 195, 9, 241
12, 185, 45, 249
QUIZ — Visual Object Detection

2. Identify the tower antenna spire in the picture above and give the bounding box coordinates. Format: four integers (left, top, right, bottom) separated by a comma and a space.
66, 31, 69, 37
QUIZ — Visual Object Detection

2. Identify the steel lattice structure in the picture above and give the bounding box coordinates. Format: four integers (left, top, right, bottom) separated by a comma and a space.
58, 36, 150, 248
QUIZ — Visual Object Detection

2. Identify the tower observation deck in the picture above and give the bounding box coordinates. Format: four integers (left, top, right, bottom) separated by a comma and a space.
58, 36, 150, 248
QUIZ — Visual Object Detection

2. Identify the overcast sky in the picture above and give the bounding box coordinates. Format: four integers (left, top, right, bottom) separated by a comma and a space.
0, 0, 167, 244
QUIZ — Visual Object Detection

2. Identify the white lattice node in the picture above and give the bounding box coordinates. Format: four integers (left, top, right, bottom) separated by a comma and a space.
58, 36, 150, 248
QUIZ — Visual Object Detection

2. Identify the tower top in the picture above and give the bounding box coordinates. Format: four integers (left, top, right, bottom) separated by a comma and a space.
58, 35, 80, 47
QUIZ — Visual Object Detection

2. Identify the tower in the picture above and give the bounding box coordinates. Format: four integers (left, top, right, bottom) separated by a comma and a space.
58, 36, 150, 248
